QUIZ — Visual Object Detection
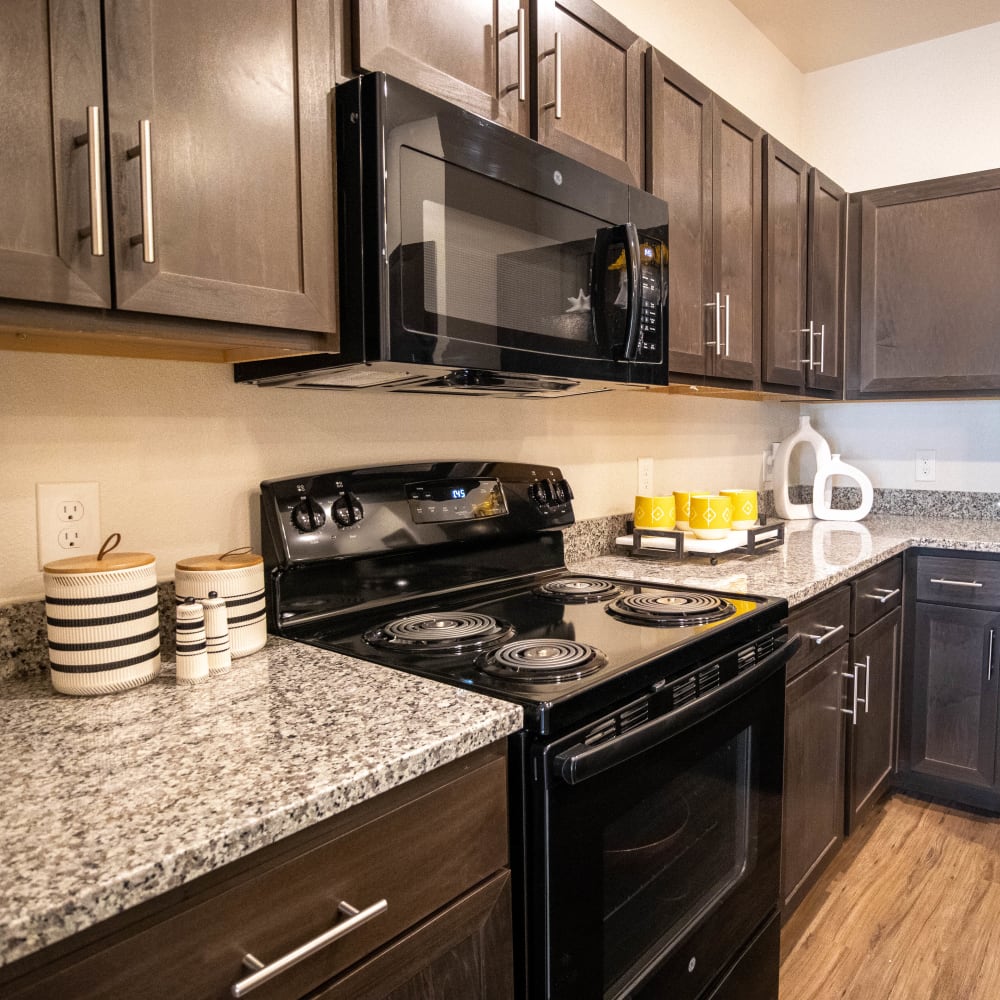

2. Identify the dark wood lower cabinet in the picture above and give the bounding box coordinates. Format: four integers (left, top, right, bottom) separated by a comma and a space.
905, 604, 1000, 794
781, 645, 847, 917
316, 872, 513, 1000
846, 607, 901, 834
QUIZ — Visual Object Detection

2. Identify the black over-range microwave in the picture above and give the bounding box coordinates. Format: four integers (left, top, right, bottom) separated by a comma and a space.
235, 73, 668, 398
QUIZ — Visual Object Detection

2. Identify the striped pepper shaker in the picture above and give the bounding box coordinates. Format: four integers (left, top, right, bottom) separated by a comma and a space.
175, 597, 210, 685
202, 591, 231, 675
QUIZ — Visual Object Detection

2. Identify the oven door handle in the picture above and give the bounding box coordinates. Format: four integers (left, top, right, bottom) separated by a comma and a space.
554, 635, 799, 786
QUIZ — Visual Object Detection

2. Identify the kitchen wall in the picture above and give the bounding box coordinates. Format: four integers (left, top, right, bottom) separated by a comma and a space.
0, 351, 792, 603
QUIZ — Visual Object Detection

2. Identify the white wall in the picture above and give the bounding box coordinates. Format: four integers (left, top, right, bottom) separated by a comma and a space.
802, 22, 1000, 190
0, 352, 792, 603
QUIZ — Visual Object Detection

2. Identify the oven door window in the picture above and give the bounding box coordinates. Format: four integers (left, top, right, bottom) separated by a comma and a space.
392, 146, 631, 362
535, 675, 782, 1000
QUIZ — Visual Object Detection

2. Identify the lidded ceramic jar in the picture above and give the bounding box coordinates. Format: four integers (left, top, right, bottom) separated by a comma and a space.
174, 549, 266, 659
43, 534, 161, 696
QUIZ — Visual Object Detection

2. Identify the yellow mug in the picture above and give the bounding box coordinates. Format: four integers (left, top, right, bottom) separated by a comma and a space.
689, 494, 734, 539
634, 495, 676, 530
673, 491, 703, 531
721, 489, 759, 529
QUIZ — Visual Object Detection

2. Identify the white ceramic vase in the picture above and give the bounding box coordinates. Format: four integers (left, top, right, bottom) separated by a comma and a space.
812, 454, 874, 521
772, 416, 832, 520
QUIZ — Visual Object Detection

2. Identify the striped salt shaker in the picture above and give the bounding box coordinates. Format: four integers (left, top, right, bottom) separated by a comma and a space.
202, 591, 231, 675
174, 549, 266, 659
43, 533, 161, 696
175, 597, 210, 685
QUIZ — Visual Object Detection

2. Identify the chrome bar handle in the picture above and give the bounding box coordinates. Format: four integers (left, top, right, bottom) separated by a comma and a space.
841, 667, 859, 725
930, 577, 983, 588
803, 623, 845, 646
127, 120, 155, 262
517, 8, 527, 102
866, 587, 901, 604
542, 32, 562, 118
859, 655, 870, 713
231, 899, 387, 997
816, 323, 826, 373
723, 293, 731, 356
706, 292, 722, 354
989, 628, 996, 682
800, 320, 814, 367
74, 106, 106, 256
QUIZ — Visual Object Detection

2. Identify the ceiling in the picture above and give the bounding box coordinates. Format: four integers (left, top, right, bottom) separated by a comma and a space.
729, 0, 1000, 71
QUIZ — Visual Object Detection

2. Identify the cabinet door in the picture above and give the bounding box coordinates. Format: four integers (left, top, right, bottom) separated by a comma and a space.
0, 0, 110, 307
352, 0, 528, 136
805, 168, 846, 394
781, 645, 847, 918
534, 0, 643, 186
315, 872, 513, 999
909, 603, 1000, 790
646, 49, 712, 380
103, 0, 336, 334
762, 135, 808, 391
846, 607, 901, 833
711, 98, 761, 384
851, 168, 1000, 396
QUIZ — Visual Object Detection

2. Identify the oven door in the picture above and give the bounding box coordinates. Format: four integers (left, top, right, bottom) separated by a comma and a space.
528, 638, 791, 1000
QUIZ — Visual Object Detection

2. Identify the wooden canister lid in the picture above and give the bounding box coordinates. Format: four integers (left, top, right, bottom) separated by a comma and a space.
44, 551, 155, 574
175, 548, 263, 572
44, 533, 155, 575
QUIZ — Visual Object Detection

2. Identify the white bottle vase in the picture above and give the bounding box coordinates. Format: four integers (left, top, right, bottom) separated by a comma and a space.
773, 415, 832, 520
812, 454, 874, 521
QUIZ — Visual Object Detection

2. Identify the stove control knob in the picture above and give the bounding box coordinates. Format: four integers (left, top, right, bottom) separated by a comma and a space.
291, 497, 326, 533
550, 479, 568, 504
529, 480, 552, 507
332, 491, 364, 528
557, 478, 574, 502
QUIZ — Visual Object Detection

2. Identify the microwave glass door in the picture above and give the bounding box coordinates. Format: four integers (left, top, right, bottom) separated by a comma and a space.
393, 146, 634, 363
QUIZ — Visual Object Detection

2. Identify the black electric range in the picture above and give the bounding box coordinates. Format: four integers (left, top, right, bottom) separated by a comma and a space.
260, 461, 793, 1000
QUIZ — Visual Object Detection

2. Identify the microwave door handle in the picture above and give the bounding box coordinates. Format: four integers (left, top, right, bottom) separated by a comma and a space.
590, 223, 638, 360
621, 222, 642, 360
554, 635, 800, 786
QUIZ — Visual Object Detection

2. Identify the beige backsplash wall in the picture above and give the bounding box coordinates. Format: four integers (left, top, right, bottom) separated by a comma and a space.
0, 351, 795, 603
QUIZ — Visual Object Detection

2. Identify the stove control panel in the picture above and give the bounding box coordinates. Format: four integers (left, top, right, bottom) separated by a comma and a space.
405, 478, 507, 524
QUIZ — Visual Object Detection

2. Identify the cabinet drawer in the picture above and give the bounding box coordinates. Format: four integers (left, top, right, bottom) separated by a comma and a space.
915, 554, 1000, 609
9, 753, 508, 1000
851, 558, 903, 634
786, 586, 850, 681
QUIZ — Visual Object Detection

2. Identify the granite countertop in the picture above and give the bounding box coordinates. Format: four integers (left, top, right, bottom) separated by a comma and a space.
0, 638, 522, 970
571, 514, 1000, 606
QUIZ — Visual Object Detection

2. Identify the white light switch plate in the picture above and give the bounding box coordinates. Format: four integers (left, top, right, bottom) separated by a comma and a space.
36, 482, 101, 569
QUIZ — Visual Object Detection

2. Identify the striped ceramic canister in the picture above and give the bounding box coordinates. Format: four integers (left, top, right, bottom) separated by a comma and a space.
174, 550, 266, 658
43, 549, 161, 696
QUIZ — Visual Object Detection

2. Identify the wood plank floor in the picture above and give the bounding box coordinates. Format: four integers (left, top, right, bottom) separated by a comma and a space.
779, 793, 1000, 1000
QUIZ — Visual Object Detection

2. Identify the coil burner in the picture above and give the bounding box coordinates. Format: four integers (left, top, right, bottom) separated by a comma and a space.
365, 612, 514, 654
480, 639, 607, 684
534, 577, 624, 603
606, 592, 736, 627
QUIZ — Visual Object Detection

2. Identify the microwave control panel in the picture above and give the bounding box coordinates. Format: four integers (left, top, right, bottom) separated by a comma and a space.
635, 237, 666, 364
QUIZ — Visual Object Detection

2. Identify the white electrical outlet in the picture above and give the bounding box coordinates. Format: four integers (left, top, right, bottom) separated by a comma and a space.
637, 457, 654, 496
761, 445, 778, 486
915, 450, 936, 482
36, 482, 101, 569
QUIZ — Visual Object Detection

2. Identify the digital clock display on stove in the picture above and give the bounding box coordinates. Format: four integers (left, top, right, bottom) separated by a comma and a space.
405, 478, 507, 523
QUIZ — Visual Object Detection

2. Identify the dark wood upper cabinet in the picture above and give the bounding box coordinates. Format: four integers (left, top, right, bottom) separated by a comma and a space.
647, 49, 760, 386
762, 136, 808, 390
762, 137, 845, 395
351, 0, 643, 186
847, 168, 1000, 397
533, 0, 644, 186
102, 0, 336, 333
0, 0, 111, 308
352, 0, 529, 136
806, 168, 846, 393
